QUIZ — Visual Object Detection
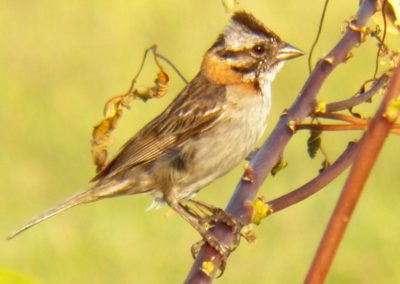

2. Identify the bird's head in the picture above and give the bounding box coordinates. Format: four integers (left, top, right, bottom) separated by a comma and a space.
202, 11, 304, 87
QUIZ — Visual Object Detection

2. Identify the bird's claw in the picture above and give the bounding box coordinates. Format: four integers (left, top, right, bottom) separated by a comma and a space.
191, 239, 205, 259
187, 200, 244, 277
190, 234, 230, 278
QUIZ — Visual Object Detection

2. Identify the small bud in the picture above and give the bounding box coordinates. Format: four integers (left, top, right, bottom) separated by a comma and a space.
200, 257, 216, 277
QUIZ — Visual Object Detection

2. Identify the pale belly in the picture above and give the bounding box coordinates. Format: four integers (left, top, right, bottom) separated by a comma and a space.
175, 88, 271, 200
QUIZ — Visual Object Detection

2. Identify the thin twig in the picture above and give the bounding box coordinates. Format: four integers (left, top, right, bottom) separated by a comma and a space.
313, 112, 368, 124
155, 52, 188, 84
298, 123, 366, 131
325, 73, 389, 112
297, 122, 400, 135
126, 45, 157, 95
308, 0, 331, 73
373, 0, 388, 78
305, 61, 400, 284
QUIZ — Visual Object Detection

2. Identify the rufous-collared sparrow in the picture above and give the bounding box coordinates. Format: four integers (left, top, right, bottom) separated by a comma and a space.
7, 11, 303, 247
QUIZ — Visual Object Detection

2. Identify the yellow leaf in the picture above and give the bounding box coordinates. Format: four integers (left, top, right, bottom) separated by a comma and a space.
250, 196, 271, 225
103, 96, 122, 118
314, 100, 327, 113
90, 45, 171, 171
383, 97, 400, 122
200, 258, 215, 277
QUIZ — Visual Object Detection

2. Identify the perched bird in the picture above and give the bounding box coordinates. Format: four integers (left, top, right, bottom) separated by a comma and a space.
7, 11, 303, 243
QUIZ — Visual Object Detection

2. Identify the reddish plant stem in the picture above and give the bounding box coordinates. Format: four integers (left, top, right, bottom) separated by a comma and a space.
313, 112, 367, 124
267, 141, 358, 213
298, 123, 366, 131
296, 123, 400, 135
305, 62, 400, 284
184, 1, 377, 282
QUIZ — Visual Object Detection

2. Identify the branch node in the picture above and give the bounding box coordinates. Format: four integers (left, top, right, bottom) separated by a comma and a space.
346, 16, 369, 41
287, 120, 297, 134
323, 54, 335, 65
240, 224, 257, 243
343, 51, 354, 63
271, 157, 288, 176
248, 196, 271, 225
382, 97, 400, 122
314, 100, 327, 114
242, 164, 254, 183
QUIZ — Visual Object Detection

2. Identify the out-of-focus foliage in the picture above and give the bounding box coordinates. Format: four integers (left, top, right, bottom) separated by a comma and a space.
0, 270, 37, 284
1, 1, 399, 283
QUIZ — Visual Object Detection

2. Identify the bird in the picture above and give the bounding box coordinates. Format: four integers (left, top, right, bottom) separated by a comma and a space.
7, 11, 303, 246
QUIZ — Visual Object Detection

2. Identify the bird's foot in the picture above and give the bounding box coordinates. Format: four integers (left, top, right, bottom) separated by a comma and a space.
188, 199, 242, 247
187, 199, 244, 277
191, 237, 229, 277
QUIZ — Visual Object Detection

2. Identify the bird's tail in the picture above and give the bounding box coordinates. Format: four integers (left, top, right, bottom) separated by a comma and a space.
6, 187, 98, 240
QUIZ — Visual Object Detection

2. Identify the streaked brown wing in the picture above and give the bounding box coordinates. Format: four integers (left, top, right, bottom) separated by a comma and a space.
92, 74, 226, 182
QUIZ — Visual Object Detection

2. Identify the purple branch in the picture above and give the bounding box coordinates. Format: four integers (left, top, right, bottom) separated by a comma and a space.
184, 0, 377, 282
326, 73, 389, 112
267, 141, 358, 213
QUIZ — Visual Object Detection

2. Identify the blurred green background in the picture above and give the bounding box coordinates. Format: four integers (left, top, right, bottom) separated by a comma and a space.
1, 1, 399, 283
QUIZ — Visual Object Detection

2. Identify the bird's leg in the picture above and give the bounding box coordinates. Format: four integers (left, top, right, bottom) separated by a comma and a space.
179, 203, 206, 221
186, 199, 248, 277
169, 202, 231, 262
189, 199, 244, 243
188, 199, 242, 239
187, 199, 244, 256
170, 202, 208, 235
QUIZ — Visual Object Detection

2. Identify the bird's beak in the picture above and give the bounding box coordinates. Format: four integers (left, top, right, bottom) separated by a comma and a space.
276, 42, 304, 61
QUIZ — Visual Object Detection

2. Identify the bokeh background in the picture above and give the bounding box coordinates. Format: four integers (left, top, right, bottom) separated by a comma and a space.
1, 1, 399, 283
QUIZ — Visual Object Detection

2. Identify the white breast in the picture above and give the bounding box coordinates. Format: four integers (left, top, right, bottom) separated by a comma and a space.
173, 81, 272, 201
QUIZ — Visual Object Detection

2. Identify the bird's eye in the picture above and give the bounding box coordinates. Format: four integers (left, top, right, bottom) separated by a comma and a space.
251, 44, 266, 56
